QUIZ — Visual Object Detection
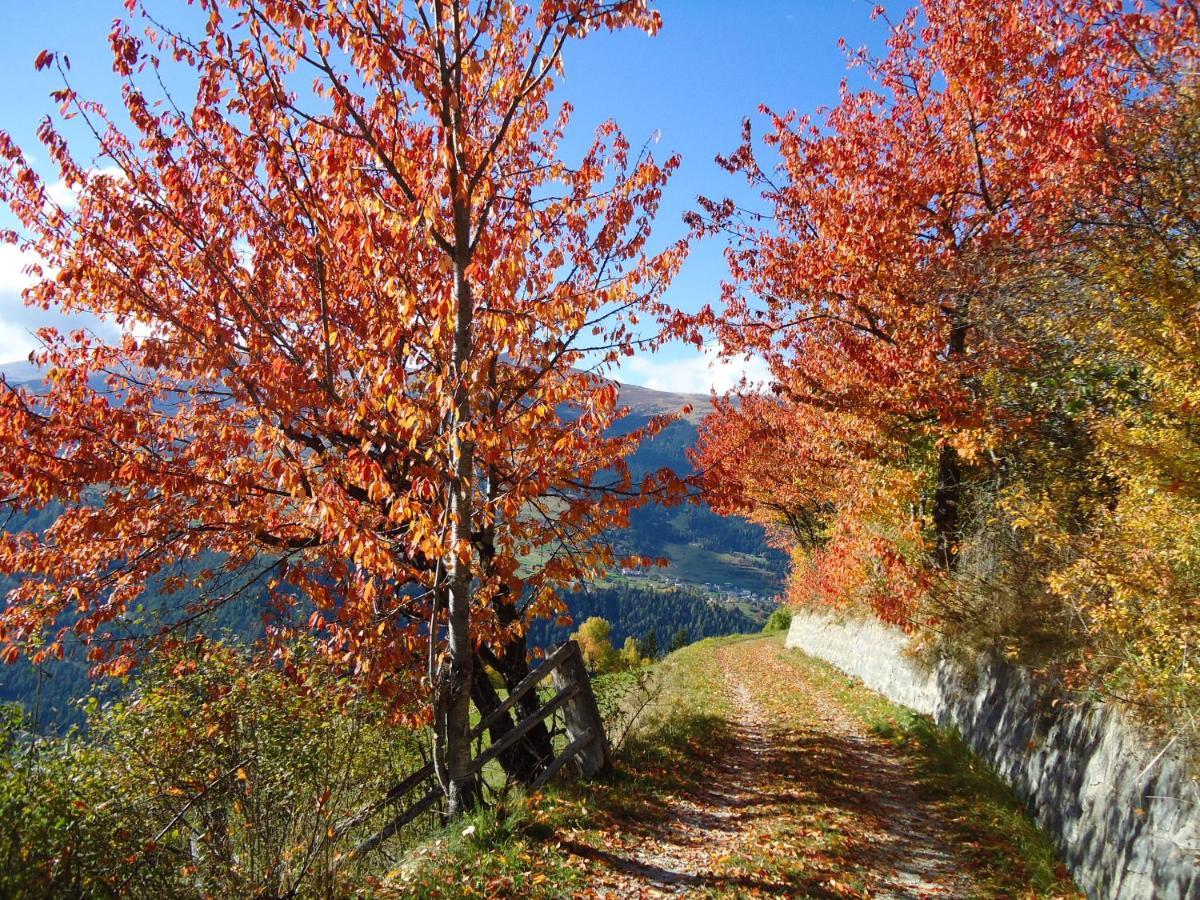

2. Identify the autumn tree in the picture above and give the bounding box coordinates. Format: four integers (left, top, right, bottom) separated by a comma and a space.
691, 0, 1194, 623
572, 615, 619, 672
692, 391, 929, 622
1021, 80, 1200, 727
0, 0, 685, 815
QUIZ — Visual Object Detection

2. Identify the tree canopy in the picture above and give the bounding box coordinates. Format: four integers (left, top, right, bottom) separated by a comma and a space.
0, 0, 687, 811
691, 0, 1200, 734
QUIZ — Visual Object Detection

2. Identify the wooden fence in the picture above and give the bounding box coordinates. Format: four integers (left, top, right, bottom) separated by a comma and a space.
339, 639, 611, 856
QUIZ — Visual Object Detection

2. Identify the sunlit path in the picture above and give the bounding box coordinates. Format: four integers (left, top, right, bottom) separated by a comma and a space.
564, 635, 1078, 899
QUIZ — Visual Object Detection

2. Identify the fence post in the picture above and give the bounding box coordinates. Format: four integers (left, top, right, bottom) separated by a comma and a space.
551, 639, 612, 777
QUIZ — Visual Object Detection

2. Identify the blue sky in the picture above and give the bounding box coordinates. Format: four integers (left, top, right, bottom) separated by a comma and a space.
0, 1, 885, 393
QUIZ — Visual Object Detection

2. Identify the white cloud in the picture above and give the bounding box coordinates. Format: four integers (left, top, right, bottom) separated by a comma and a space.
0, 244, 50, 362
617, 342, 771, 395
45, 179, 78, 211
46, 166, 126, 212
0, 244, 43, 294
0, 317, 40, 362
0, 244, 117, 366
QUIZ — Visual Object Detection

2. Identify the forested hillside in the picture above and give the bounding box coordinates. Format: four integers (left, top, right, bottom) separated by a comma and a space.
527, 584, 757, 653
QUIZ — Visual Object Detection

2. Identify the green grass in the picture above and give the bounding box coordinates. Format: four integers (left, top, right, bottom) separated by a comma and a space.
368, 799, 584, 898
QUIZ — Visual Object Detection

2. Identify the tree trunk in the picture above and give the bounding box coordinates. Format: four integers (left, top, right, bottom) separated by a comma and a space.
475, 611, 556, 784
932, 295, 971, 571
471, 441, 556, 784
495, 593, 554, 757
932, 441, 962, 570
470, 656, 552, 784
470, 541, 555, 783
494, 633, 555, 774
437, 221, 478, 818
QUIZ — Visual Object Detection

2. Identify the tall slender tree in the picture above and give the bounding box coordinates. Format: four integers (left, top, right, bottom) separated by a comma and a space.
0, 0, 685, 814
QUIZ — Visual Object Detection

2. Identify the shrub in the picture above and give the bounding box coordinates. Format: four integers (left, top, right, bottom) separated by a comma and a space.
0, 643, 427, 897
763, 606, 793, 633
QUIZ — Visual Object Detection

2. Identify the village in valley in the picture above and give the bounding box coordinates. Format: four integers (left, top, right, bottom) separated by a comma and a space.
616, 565, 779, 618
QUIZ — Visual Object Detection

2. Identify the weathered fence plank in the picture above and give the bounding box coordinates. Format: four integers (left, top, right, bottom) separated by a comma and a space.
464, 682, 581, 776
347, 639, 609, 856
353, 788, 442, 856
551, 641, 611, 777
531, 727, 595, 789
469, 640, 577, 739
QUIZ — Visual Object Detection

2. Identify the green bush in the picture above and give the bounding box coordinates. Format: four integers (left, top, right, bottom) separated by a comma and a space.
0, 703, 174, 898
0, 644, 427, 898
763, 606, 793, 633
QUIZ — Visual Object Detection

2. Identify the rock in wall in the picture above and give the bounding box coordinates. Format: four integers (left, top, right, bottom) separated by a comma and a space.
785, 610, 1200, 900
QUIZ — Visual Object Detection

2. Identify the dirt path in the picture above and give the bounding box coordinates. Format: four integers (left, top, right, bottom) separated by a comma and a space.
718, 640, 975, 899
571, 653, 784, 898
564, 635, 1070, 898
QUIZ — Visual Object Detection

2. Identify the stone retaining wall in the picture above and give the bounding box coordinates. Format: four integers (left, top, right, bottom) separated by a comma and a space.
785, 611, 1199, 899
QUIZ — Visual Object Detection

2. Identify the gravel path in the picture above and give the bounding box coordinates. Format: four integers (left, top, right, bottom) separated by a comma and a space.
570, 636, 986, 898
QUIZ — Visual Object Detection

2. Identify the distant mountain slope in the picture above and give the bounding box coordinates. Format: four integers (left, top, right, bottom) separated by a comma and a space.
614, 381, 712, 424
0, 360, 42, 387
527, 583, 757, 652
